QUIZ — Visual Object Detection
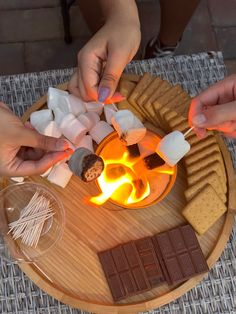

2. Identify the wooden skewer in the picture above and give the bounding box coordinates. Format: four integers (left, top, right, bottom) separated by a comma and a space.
183, 126, 194, 138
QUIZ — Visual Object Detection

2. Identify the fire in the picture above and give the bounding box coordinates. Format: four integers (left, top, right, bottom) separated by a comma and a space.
90, 152, 150, 206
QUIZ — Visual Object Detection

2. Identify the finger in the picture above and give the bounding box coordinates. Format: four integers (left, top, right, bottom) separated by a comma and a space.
98, 50, 129, 103
17, 147, 44, 161
0, 102, 11, 111
104, 92, 125, 104
12, 150, 72, 176
18, 127, 70, 152
77, 52, 102, 101
224, 131, 236, 139
67, 71, 81, 98
191, 101, 236, 128
24, 121, 34, 130
207, 121, 236, 133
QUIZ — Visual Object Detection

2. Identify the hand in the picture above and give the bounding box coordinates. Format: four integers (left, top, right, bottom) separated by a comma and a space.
68, 20, 141, 103
0, 102, 72, 177
189, 75, 236, 138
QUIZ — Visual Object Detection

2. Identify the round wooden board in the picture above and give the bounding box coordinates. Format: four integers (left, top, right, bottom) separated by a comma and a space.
13, 83, 236, 314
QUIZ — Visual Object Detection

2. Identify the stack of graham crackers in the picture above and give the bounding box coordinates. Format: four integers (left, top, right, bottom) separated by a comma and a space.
118, 72, 227, 235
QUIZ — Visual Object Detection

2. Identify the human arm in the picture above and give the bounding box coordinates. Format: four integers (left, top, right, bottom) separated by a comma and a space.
189, 75, 236, 138
68, 0, 141, 103
0, 102, 72, 177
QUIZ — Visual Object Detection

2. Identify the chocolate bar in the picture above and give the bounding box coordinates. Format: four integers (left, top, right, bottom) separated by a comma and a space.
152, 225, 209, 285
98, 225, 208, 302
98, 242, 150, 301
126, 144, 140, 158
143, 153, 165, 169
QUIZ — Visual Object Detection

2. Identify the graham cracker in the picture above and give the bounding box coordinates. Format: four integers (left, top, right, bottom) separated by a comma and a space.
137, 77, 163, 107
186, 130, 214, 145
187, 135, 217, 156
153, 85, 183, 115
164, 110, 178, 122
186, 152, 223, 176
119, 80, 137, 98
187, 160, 226, 191
120, 73, 141, 83
143, 80, 172, 120
184, 143, 220, 166
172, 120, 190, 133
185, 171, 226, 203
182, 184, 227, 235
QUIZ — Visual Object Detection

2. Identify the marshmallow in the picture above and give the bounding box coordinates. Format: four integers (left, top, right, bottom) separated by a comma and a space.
53, 107, 66, 126
60, 113, 87, 145
47, 162, 73, 188
89, 121, 114, 144
75, 135, 94, 152
104, 104, 118, 124
11, 177, 25, 183
30, 109, 53, 130
111, 110, 146, 146
85, 101, 104, 115
47, 87, 68, 110
156, 130, 190, 166
78, 112, 100, 131
40, 120, 62, 138
66, 94, 86, 116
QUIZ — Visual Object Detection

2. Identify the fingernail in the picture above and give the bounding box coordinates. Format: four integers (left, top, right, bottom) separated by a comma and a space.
56, 139, 69, 151
98, 87, 110, 102
192, 114, 207, 126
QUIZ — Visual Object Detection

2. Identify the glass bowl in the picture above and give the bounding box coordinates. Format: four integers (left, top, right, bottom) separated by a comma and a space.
0, 182, 65, 262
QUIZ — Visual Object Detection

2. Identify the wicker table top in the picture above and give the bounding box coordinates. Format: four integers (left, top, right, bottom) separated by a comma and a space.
0, 52, 235, 314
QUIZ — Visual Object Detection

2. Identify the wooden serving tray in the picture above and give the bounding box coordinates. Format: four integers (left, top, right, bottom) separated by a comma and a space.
10, 83, 236, 313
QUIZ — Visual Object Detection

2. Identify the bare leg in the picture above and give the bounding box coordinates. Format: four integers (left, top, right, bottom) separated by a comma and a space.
159, 0, 199, 46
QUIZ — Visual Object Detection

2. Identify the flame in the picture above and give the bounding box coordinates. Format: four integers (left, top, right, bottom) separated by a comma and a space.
90, 152, 150, 206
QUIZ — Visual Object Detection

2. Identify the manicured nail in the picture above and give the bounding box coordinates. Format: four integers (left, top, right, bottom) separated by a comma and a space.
56, 139, 69, 151
98, 87, 110, 102
192, 114, 207, 126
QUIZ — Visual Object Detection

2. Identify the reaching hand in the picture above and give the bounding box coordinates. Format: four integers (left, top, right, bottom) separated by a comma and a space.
189, 75, 236, 138
68, 20, 141, 103
0, 102, 72, 177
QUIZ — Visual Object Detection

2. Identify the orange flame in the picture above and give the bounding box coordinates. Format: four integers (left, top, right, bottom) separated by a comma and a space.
90, 152, 150, 206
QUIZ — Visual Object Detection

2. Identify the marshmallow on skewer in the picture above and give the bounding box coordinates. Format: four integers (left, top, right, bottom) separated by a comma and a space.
75, 135, 94, 152
47, 162, 73, 188
111, 110, 146, 146
60, 113, 87, 145
68, 147, 104, 182
85, 101, 104, 116
30, 109, 53, 130
89, 121, 114, 145
104, 104, 118, 124
47, 87, 68, 110
66, 94, 86, 116
78, 112, 100, 131
156, 130, 190, 167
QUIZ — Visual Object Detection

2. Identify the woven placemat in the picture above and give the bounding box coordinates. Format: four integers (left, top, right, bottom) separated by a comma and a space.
0, 52, 235, 314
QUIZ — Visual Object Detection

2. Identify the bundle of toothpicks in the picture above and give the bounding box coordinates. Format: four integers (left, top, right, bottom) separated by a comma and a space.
8, 191, 54, 248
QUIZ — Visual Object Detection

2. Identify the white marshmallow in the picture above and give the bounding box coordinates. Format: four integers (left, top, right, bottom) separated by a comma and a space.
111, 110, 146, 145
156, 130, 190, 166
77, 112, 100, 131
47, 163, 73, 188
75, 135, 94, 152
60, 113, 87, 145
40, 167, 52, 178
85, 101, 104, 115
66, 94, 86, 116
104, 104, 118, 124
53, 107, 66, 126
40, 120, 62, 138
30, 109, 53, 130
89, 121, 114, 144
11, 177, 25, 183
47, 87, 68, 110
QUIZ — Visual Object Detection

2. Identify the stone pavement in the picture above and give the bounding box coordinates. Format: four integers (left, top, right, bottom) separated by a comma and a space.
0, 0, 235, 76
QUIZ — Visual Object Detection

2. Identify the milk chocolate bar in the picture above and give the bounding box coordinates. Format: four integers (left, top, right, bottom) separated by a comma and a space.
98, 225, 208, 302
143, 153, 165, 169
127, 144, 140, 158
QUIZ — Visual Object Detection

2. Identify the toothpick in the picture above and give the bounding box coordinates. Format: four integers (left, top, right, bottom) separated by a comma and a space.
183, 126, 194, 138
